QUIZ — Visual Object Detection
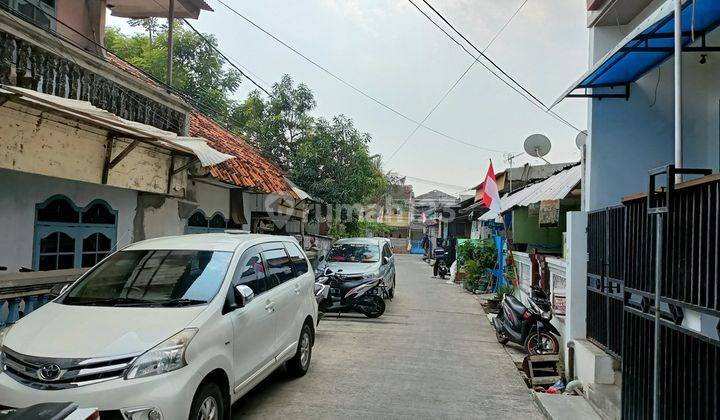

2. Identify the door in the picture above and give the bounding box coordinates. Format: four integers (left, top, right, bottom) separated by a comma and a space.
261, 246, 298, 359
228, 246, 276, 389
284, 242, 313, 347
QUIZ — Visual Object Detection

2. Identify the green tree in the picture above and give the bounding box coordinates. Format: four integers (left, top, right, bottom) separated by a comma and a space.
292, 115, 387, 204
230, 75, 315, 170
105, 24, 242, 122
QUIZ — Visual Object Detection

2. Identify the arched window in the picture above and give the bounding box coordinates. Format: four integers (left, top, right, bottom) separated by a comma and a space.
185, 210, 233, 234
34, 196, 117, 271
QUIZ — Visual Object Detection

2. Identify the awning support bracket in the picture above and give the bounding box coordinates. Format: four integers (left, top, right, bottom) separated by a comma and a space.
101, 134, 115, 185
566, 83, 630, 101
172, 157, 199, 175
107, 140, 139, 170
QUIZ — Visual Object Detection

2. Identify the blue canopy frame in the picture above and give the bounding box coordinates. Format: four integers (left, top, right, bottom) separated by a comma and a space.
554, 0, 720, 106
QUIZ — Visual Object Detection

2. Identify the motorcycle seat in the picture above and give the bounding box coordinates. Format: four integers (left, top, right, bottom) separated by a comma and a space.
504, 294, 526, 314
338, 278, 371, 294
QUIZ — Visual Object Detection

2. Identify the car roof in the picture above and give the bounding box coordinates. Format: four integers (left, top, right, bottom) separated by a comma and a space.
333, 237, 383, 246
123, 233, 298, 253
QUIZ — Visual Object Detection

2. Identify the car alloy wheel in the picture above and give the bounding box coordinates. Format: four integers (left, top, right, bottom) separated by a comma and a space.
198, 396, 218, 420
300, 329, 311, 369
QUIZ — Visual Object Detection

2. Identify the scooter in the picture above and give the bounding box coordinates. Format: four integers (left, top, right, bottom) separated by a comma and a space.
492, 286, 560, 355
315, 268, 386, 318
433, 248, 449, 279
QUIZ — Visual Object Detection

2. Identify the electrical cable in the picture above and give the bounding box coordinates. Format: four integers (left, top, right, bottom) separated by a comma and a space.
386, 0, 530, 163
413, 0, 583, 133
213, 0, 514, 154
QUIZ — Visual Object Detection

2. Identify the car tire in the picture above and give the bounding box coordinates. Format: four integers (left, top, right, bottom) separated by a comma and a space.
189, 381, 224, 420
286, 323, 313, 377
388, 276, 395, 299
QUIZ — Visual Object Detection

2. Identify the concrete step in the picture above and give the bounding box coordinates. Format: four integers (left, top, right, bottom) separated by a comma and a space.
586, 382, 621, 420
533, 393, 602, 420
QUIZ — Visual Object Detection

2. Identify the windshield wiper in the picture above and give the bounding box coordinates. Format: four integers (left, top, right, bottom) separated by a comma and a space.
159, 298, 207, 307
67, 297, 151, 307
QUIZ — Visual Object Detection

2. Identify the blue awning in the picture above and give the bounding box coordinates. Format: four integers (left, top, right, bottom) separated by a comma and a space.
554, 0, 720, 107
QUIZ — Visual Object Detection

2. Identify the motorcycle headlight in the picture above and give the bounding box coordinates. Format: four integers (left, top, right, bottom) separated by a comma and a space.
541, 311, 552, 320
125, 329, 197, 380
362, 270, 380, 279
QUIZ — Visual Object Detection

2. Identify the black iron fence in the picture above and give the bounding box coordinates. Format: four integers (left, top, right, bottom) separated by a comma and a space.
592, 168, 720, 419
586, 206, 625, 358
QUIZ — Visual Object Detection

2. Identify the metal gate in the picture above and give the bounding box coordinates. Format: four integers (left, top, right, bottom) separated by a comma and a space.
620, 167, 720, 419
586, 206, 625, 358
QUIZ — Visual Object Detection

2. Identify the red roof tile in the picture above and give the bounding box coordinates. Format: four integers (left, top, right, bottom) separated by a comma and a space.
189, 110, 296, 197
106, 54, 296, 197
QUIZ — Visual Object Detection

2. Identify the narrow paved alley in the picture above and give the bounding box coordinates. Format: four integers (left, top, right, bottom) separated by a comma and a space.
232, 254, 542, 419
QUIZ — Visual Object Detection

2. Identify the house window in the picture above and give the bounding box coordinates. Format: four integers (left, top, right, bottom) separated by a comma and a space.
0, 0, 56, 31
185, 210, 234, 234
33, 196, 118, 271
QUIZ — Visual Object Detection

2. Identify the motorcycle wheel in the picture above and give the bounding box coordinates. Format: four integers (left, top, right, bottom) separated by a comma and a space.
494, 320, 509, 345
524, 331, 559, 355
358, 295, 385, 318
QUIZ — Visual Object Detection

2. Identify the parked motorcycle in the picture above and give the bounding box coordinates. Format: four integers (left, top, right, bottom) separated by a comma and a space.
315, 268, 386, 318
433, 248, 449, 279
492, 286, 560, 355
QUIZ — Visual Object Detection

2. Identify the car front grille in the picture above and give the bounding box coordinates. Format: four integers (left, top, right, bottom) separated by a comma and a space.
0, 347, 140, 390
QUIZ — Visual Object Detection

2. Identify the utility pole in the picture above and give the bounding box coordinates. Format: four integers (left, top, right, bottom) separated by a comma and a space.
167, 0, 175, 86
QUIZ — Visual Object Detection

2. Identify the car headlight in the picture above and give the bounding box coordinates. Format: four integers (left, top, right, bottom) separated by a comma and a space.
362, 270, 380, 279
125, 329, 197, 380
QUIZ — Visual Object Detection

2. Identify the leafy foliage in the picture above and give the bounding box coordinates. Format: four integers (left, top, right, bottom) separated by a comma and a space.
494, 283, 516, 300
105, 23, 242, 122
457, 240, 496, 273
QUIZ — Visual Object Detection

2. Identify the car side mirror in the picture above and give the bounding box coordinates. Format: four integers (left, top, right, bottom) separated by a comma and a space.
234, 285, 254, 308
382, 256, 390, 265
48, 283, 69, 299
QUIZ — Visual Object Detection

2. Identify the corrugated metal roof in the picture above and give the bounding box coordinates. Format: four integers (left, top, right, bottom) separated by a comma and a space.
0, 85, 233, 167
480, 164, 581, 221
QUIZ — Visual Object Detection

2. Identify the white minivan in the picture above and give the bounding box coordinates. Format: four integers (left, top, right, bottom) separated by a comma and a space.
0, 233, 318, 420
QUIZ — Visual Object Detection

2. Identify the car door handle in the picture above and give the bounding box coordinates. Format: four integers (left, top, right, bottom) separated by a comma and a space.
265, 302, 275, 312
293, 284, 301, 295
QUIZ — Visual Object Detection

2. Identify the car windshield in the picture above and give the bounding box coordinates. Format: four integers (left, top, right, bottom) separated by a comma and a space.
327, 244, 380, 263
60, 250, 233, 307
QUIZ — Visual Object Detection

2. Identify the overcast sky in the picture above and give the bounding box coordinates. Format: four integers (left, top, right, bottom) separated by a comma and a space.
108, 0, 589, 196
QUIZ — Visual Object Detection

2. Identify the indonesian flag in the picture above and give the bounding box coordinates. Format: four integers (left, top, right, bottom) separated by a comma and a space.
482, 160, 502, 213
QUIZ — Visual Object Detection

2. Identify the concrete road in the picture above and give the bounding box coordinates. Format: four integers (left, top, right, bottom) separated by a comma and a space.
232, 254, 542, 419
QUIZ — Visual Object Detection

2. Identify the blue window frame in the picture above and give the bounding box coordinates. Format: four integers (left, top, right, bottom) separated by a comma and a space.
33, 196, 118, 271
185, 210, 240, 234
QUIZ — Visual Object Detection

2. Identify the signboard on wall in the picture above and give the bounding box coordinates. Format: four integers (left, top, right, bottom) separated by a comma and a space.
539, 199, 560, 227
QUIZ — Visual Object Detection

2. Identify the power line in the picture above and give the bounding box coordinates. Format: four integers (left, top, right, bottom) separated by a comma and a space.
386, 0, 530, 163
412, 0, 582, 133
181, 19, 272, 96
213, 0, 513, 155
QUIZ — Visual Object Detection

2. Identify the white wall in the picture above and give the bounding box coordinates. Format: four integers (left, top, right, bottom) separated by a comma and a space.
0, 169, 137, 271
587, 27, 720, 210
192, 181, 230, 218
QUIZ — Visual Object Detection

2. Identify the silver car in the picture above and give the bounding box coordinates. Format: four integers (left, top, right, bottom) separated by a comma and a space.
318, 237, 396, 298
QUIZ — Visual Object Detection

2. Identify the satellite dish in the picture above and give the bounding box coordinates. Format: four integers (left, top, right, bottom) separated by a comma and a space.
575, 130, 588, 150
524, 134, 551, 159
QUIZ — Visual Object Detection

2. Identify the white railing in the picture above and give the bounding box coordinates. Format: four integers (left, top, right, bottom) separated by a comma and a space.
513, 252, 533, 296
546, 256, 567, 320
0, 268, 86, 326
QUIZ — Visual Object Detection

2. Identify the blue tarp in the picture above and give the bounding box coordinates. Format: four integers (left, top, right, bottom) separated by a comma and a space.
555, 0, 720, 105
